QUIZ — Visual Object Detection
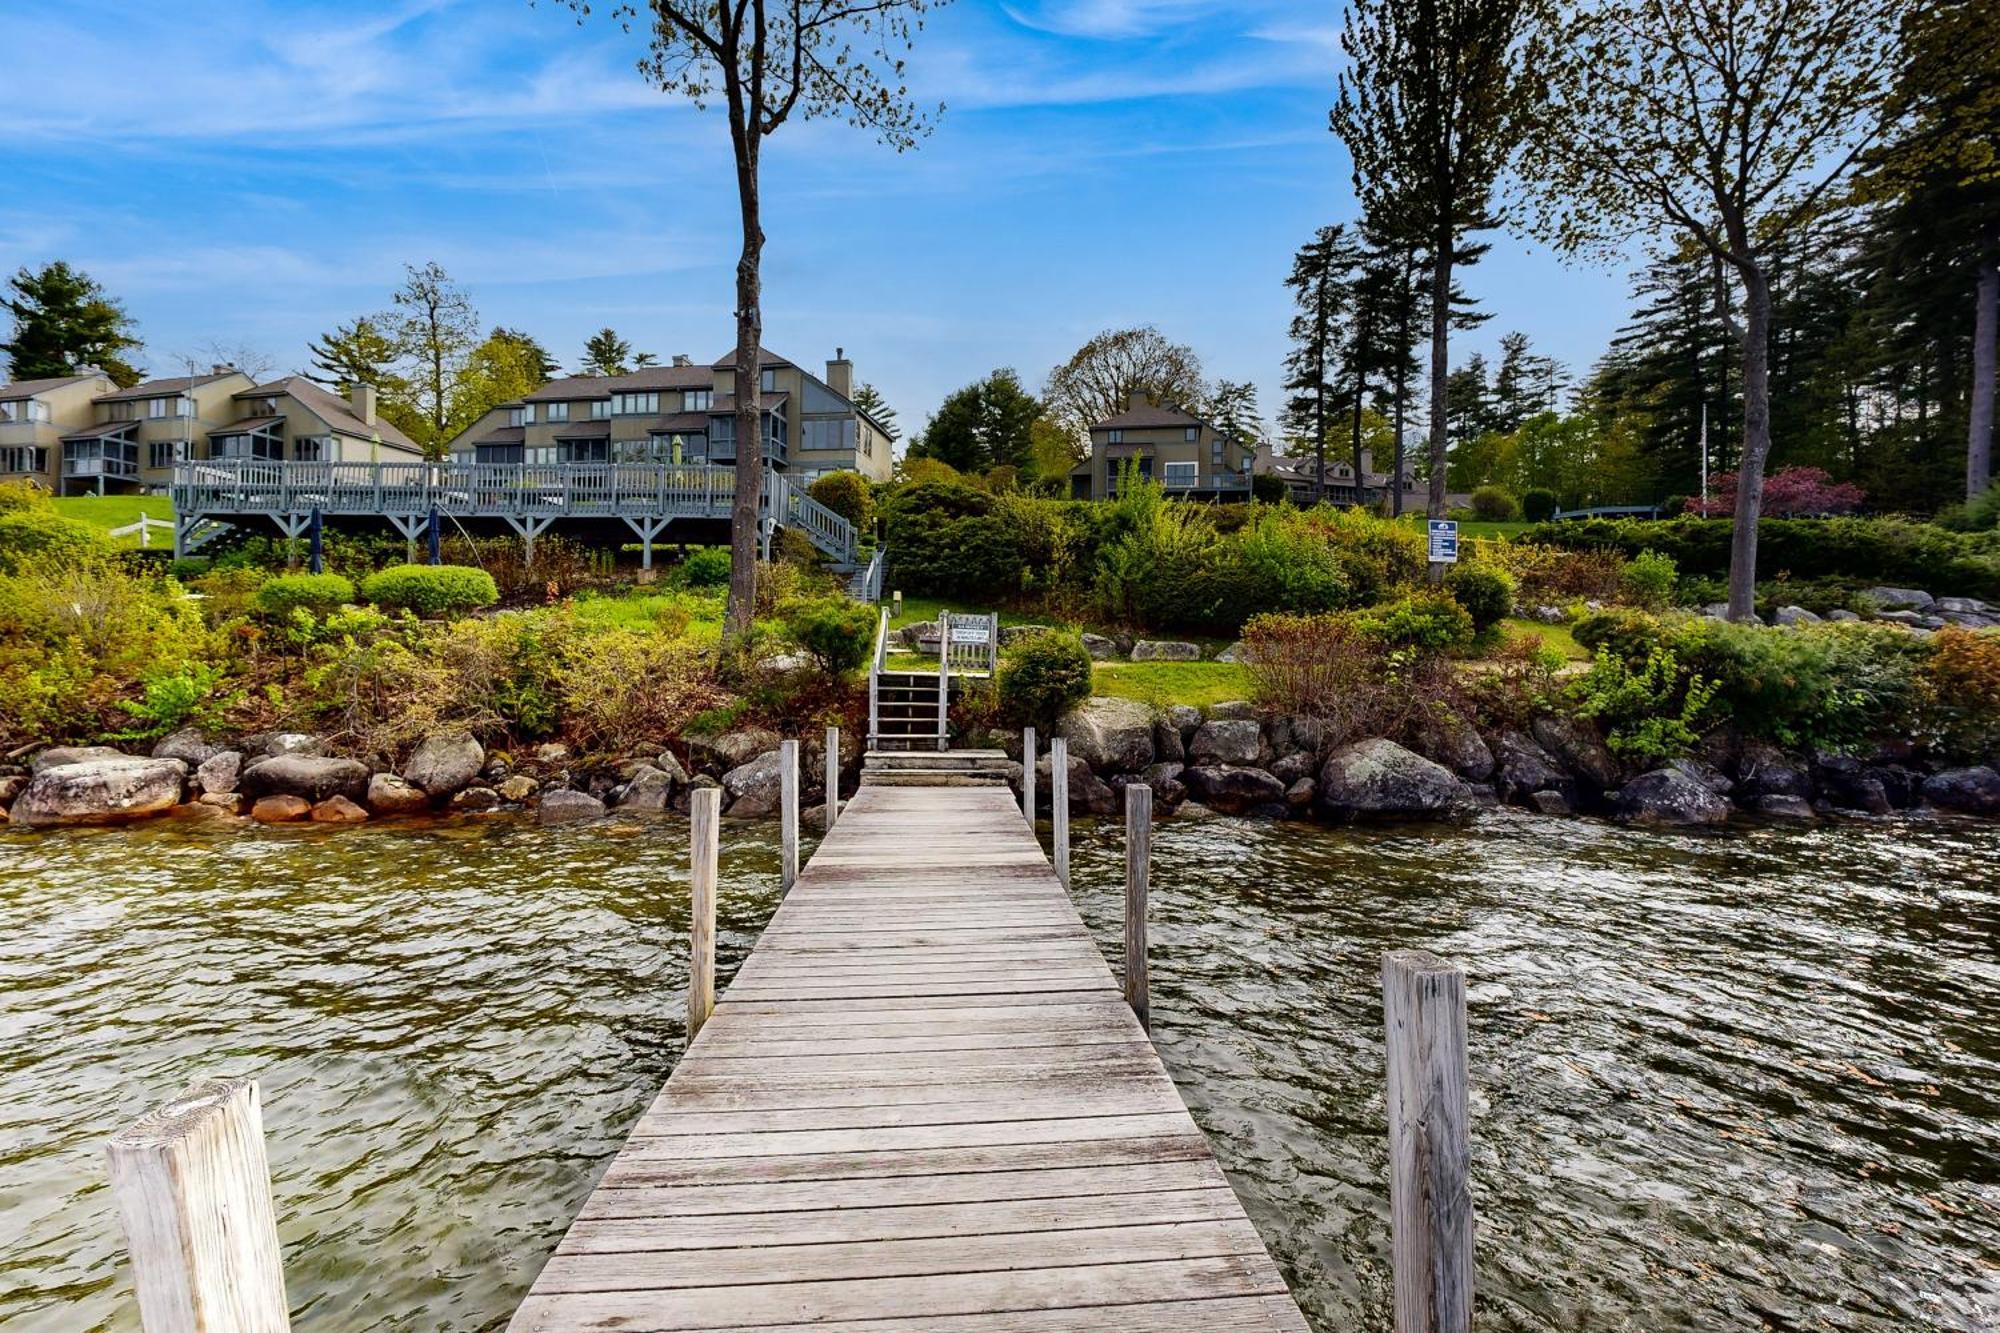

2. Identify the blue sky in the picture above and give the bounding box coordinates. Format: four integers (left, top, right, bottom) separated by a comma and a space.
1, 0, 1630, 441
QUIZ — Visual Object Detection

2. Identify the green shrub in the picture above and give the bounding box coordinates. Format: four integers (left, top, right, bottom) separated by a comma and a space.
1216, 511, 1355, 623
1964, 484, 2000, 532
1920, 626, 2000, 760
1446, 565, 1515, 632
0, 480, 51, 512
1358, 593, 1476, 655
1673, 619, 1923, 753
1619, 549, 1678, 609
254, 572, 355, 619
1470, 486, 1520, 521
1522, 488, 1558, 523
169, 557, 213, 580
1574, 608, 1670, 662
1568, 645, 1718, 762
808, 471, 875, 531
677, 546, 733, 587
112, 662, 233, 741
0, 508, 111, 575
779, 595, 876, 676
883, 481, 1030, 601
359, 564, 498, 617
998, 631, 1093, 726
1251, 473, 1289, 503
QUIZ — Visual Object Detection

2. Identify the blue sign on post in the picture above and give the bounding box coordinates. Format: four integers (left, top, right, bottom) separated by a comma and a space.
1427, 519, 1460, 564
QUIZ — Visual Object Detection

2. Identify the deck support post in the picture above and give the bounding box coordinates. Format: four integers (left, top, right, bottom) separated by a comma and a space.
503, 514, 554, 567
1051, 736, 1070, 889
1382, 949, 1474, 1333
687, 788, 719, 1043
623, 515, 670, 570
780, 739, 800, 894
1124, 782, 1151, 1032
106, 1076, 291, 1333
824, 726, 840, 832
1022, 726, 1036, 825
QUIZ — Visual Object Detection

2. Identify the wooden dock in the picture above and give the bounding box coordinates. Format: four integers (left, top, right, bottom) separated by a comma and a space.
508, 782, 1311, 1332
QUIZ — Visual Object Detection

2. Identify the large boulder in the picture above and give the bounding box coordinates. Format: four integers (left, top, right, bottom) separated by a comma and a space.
1152, 719, 1186, 765
1057, 697, 1155, 775
1139, 762, 1187, 810
1616, 767, 1731, 827
1190, 719, 1263, 767
722, 751, 785, 818
366, 772, 432, 815
1412, 714, 1494, 783
1163, 705, 1204, 743
687, 728, 781, 774
1862, 587, 1933, 611
240, 755, 370, 804
1131, 640, 1201, 662
1814, 756, 1891, 815
9, 758, 186, 827
619, 764, 677, 813
250, 795, 311, 823
539, 789, 607, 826
1316, 739, 1468, 820
402, 732, 485, 797
195, 750, 242, 797
152, 728, 220, 767
1530, 715, 1619, 792
30, 746, 131, 773
1207, 700, 1257, 721
1182, 765, 1287, 814
1923, 766, 2000, 816
1080, 633, 1121, 661
1037, 753, 1118, 815
1734, 740, 1812, 801
311, 795, 370, 823
258, 733, 324, 760
1492, 731, 1570, 804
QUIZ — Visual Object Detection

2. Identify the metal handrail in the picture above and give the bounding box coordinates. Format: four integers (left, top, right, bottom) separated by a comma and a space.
936, 610, 952, 752
867, 606, 891, 751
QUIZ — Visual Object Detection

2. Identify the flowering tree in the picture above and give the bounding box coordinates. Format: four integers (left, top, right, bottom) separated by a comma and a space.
1686, 468, 1865, 518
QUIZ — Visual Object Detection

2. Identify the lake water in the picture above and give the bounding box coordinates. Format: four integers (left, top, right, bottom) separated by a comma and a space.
2, 808, 1995, 1330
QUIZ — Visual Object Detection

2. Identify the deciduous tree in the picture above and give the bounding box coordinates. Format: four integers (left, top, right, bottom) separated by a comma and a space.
383, 261, 480, 455
2, 262, 143, 387
1043, 326, 1207, 441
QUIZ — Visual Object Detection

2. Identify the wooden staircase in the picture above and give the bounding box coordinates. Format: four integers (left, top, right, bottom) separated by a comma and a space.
869, 670, 951, 752
862, 749, 1015, 787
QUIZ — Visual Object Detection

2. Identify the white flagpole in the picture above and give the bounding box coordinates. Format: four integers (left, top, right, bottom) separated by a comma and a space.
1699, 403, 1709, 509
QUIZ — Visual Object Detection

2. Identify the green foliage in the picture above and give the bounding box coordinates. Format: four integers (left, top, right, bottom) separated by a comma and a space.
0, 507, 111, 574
779, 596, 876, 676
882, 481, 1028, 601
1568, 645, 1718, 762
0, 480, 50, 512
1964, 484, 2000, 532
1469, 485, 1520, 521
1214, 511, 1355, 624
112, 663, 233, 741
1358, 593, 1476, 655
254, 572, 355, 620
1919, 627, 2000, 761
1251, 473, 1288, 502
807, 471, 875, 530
1619, 548, 1678, 609
1521, 487, 1558, 522
998, 631, 1094, 726
677, 546, 733, 588
359, 564, 499, 617
1445, 565, 1515, 632
3, 260, 143, 386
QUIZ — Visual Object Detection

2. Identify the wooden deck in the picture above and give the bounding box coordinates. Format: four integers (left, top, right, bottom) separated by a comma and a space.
509, 783, 1310, 1332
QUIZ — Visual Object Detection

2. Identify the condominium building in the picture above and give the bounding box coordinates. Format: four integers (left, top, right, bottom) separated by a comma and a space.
1254, 443, 1428, 509
0, 368, 419, 494
447, 346, 894, 484
1068, 393, 1254, 501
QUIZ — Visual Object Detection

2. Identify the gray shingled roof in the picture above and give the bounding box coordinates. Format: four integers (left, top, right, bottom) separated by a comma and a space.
1092, 402, 1205, 432
524, 365, 713, 402
236, 376, 420, 451
59, 419, 141, 442
95, 372, 241, 403
0, 373, 105, 402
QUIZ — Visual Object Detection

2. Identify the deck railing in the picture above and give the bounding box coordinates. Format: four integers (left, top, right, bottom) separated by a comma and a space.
867, 605, 892, 750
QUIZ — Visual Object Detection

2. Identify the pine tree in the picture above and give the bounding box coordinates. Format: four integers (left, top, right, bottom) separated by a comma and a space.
1491, 332, 1565, 431
580, 329, 637, 377
1, 261, 144, 387
306, 317, 403, 394
909, 370, 1041, 475
1282, 225, 1365, 498
850, 383, 899, 441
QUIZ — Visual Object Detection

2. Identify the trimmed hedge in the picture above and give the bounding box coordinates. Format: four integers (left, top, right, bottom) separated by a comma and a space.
1524, 516, 2000, 599
999, 630, 1094, 726
254, 572, 356, 619
360, 564, 499, 617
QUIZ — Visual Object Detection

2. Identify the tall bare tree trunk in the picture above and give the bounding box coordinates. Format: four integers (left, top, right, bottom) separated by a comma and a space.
1969, 236, 1997, 501
1726, 264, 1774, 623
1392, 244, 1413, 517
726, 127, 764, 643
1427, 241, 1451, 522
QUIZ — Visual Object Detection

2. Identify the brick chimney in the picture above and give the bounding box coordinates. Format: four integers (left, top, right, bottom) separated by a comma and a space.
825, 347, 854, 399
352, 383, 378, 425
672, 354, 692, 367
1130, 389, 1153, 411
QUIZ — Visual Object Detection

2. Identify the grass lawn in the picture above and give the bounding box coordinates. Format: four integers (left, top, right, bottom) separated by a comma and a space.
1091, 660, 1255, 711
886, 595, 1053, 633
51, 494, 175, 548
570, 586, 725, 643
1501, 617, 1588, 661
1393, 513, 1534, 540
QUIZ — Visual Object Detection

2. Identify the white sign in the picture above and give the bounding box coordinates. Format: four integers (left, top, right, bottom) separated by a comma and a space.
1427, 519, 1460, 564
950, 624, 991, 645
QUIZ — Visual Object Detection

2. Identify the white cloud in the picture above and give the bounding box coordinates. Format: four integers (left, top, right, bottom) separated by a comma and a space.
999, 0, 1226, 40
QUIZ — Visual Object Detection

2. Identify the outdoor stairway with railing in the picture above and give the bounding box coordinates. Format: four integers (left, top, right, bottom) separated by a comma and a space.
866, 607, 1001, 753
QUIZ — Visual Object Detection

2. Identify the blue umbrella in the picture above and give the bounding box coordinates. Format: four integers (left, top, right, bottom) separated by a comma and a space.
427, 505, 441, 565
308, 507, 323, 574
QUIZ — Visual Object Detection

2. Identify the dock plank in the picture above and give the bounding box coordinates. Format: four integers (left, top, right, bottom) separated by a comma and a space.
509, 784, 1307, 1332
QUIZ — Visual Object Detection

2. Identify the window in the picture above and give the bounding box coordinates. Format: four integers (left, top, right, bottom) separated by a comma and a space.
106, 400, 140, 422
1163, 461, 1198, 489
293, 438, 327, 462
213, 431, 283, 461
801, 418, 856, 453
545, 401, 569, 423
146, 396, 181, 419
0, 402, 14, 423
477, 443, 524, 465
1211, 442, 1223, 465
588, 399, 610, 420
564, 440, 609, 463
149, 440, 189, 469
1108, 429, 1123, 444
683, 389, 712, 412
1184, 426, 1198, 442
245, 397, 279, 418
0, 446, 49, 472
525, 445, 559, 465
611, 391, 659, 416
760, 368, 778, 393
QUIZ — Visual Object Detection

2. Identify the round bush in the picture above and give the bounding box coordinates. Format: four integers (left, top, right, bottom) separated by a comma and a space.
779, 595, 877, 675
1619, 548, 1679, 609
0, 508, 111, 575
1359, 593, 1476, 654
807, 471, 875, 530
677, 547, 732, 587
1250, 472, 1288, 503
360, 564, 499, 617
1521, 488, 1558, 523
254, 572, 355, 619
1469, 486, 1520, 522
998, 631, 1094, 726
1446, 565, 1515, 632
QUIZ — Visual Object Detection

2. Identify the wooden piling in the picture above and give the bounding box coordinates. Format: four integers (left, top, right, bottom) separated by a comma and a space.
1382, 949, 1474, 1333
106, 1076, 291, 1333
1051, 736, 1070, 889
780, 739, 799, 893
688, 788, 719, 1043
1022, 726, 1036, 824
1124, 781, 1151, 1032
824, 726, 840, 833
